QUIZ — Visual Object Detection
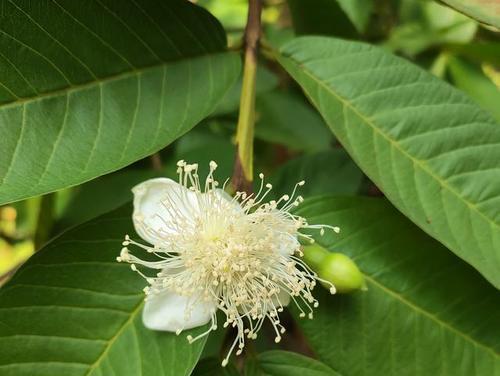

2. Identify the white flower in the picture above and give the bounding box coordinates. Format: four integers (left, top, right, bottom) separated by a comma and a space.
117, 160, 339, 366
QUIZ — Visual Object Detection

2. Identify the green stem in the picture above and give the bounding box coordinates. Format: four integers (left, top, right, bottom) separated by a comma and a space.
232, 0, 262, 193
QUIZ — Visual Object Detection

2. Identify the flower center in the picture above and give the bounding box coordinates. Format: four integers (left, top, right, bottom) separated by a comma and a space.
117, 160, 339, 366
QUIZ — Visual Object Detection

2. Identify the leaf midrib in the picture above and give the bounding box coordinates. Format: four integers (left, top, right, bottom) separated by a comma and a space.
85, 300, 144, 376
0, 51, 231, 111
308, 208, 498, 358
364, 274, 498, 357
279, 50, 499, 234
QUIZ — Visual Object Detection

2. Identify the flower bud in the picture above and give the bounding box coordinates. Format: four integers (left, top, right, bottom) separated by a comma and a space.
318, 253, 366, 293
302, 244, 328, 269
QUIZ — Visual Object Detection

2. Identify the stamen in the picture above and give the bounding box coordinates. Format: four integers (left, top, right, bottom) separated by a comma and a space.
120, 160, 340, 366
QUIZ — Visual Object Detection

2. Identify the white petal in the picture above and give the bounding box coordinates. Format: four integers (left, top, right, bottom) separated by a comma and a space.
215, 188, 235, 203
142, 289, 216, 331
264, 286, 291, 311
275, 288, 291, 307
132, 178, 198, 245
214, 188, 243, 212
278, 235, 300, 256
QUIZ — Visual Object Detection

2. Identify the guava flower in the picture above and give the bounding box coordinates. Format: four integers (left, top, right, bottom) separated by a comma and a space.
117, 160, 339, 366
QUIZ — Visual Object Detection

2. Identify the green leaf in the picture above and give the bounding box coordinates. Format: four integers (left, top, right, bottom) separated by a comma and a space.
271, 149, 363, 197
174, 126, 235, 179
448, 57, 500, 122
256, 351, 341, 376
293, 196, 500, 376
276, 36, 500, 288
288, 0, 374, 35
0, 0, 240, 205
0, 205, 207, 375
192, 357, 240, 376
55, 169, 158, 231
255, 91, 332, 152
335, 0, 374, 34
287, 0, 358, 38
386, 1, 477, 56
445, 42, 500, 66
439, 0, 500, 28
57, 125, 236, 233
212, 66, 279, 117
198, 313, 229, 359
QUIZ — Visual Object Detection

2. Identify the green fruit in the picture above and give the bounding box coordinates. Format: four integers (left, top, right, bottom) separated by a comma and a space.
302, 243, 329, 269
318, 253, 365, 293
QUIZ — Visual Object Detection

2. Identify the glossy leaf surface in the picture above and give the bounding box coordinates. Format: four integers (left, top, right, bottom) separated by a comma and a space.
255, 91, 332, 152
271, 149, 363, 197
293, 196, 500, 376
0, 205, 207, 375
277, 36, 500, 287
0, 0, 240, 205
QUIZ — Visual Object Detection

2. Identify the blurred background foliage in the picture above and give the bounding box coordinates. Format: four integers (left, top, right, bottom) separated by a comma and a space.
0, 0, 498, 290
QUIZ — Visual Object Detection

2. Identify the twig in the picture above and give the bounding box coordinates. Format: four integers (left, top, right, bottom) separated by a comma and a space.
150, 152, 163, 172
231, 0, 262, 194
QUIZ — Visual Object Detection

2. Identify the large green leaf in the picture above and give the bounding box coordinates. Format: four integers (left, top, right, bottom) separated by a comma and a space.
255, 351, 341, 376
0, 205, 207, 375
55, 168, 158, 231
271, 149, 363, 197
56, 124, 236, 233
293, 196, 500, 375
255, 91, 332, 152
276, 36, 500, 288
438, 0, 500, 28
0, 0, 240, 205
